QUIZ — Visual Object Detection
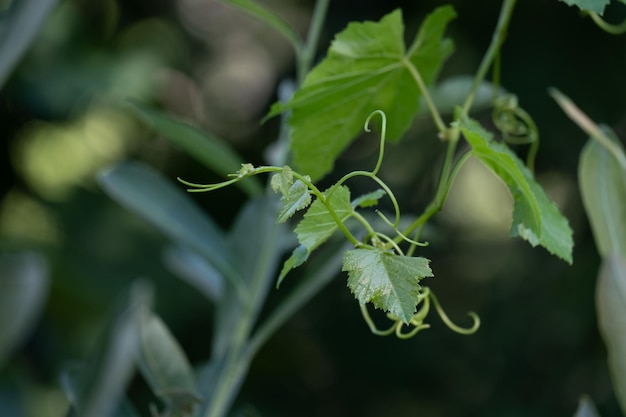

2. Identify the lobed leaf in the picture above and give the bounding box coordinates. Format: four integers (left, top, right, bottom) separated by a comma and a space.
279, 185, 353, 284
268, 6, 456, 181
343, 248, 433, 324
295, 185, 353, 252
276, 179, 312, 223
457, 116, 573, 263
579, 128, 626, 258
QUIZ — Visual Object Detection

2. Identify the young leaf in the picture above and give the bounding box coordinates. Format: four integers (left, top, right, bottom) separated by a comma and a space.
579, 128, 626, 258
557, 0, 610, 14
295, 185, 353, 252
270, 166, 295, 195
352, 189, 386, 208
343, 248, 433, 324
267, 6, 456, 181
457, 116, 573, 264
276, 179, 312, 223
279, 186, 353, 284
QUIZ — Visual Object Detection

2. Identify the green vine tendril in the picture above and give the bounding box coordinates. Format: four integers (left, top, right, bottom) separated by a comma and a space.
360, 287, 480, 338
492, 94, 540, 171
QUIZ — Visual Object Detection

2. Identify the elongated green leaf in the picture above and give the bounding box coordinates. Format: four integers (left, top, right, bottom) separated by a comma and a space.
218, 0, 302, 52
579, 129, 626, 258
268, 6, 456, 181
70, 281, 151, 417
98, 162, 241, 290
0, 252, 48, 369
138, 312, 200, 413
557, 0, 610, 14
596, 256, 626, 414
343, 248, 433, 323
457, 116, 573, 263
129, 102, 262, 197
0, 0, 59, 87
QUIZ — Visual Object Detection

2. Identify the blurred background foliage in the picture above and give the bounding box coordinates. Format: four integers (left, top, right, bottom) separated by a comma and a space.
1, 0, 625, 416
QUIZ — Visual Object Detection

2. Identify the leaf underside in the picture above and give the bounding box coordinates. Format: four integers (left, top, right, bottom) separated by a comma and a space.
557, 0, 610, 14
458, 116, 573, 264
268, 6, 456, 181
343, 248, 433, 324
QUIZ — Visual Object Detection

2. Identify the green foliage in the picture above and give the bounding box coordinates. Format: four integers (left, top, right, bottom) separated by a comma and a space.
268, 6, 455, 181
343, 248, 432, 324
558, 0, 611, 13
579, 127, 626, 257
457, 116, 574, 263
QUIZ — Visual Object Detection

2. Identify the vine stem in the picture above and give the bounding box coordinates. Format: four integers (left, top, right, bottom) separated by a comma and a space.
589, 12, 626, 35
461, 0, 517, 116
297, 0, 330, 84
400, 0, 517, 248
403, 58, 447, 134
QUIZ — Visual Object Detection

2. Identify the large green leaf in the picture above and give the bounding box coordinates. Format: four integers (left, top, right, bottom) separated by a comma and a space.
457, 116, 573, 263
268, 6, 456, 181
343, 248, 433, 324
0, 252, 48, 369
596, 256, 626, 414
129, 102, 263, 197
557, 0, 610, 14
579, 130, 626, 258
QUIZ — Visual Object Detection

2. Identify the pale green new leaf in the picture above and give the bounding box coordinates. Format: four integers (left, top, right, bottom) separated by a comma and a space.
343, 248, 433, 324
270, 166, 295, 195
276, 179, 311, 223
458, 116, 573, 263
352, 189, 386, 208
579, 128, 626, 258
557, 0, 610, 14
268, 6, 456, 181
295, 185, 353, 252
279, 186, 353, 284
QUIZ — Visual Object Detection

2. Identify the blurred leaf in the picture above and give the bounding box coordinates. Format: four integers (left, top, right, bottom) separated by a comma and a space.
138, 312, 200, 413
0, 252, 48, 368
420, 76, 500, 116
557, 0, 609, 14
0, 0, 58, 87
457, 116, 573, 263
352, 189, 386, 208
276, 179, 311, 223
98, 162, 242, 295
163, 245, 223, 302
64, 281, 151, 417
217, 0, 302, 52
573, 395, 601, 417
596, 256, 626, 414
211, 197, 290, 357
579, 128, 626, 258
343, 248, 433, 324
267, 6, 455, 181
128, 102, 262, 197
